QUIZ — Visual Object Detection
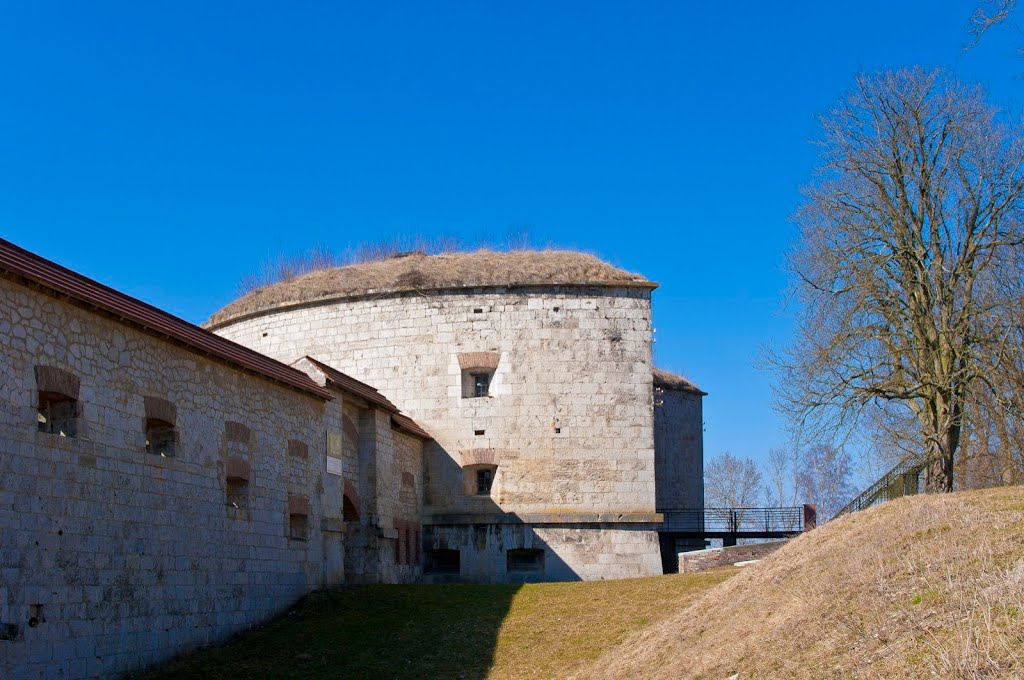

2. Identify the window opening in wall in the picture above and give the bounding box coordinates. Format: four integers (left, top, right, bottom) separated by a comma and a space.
145, 419, 177, 457
553, 306, 560, 312
289, 513, 308, 541
28, 604, 45, 628
37, 393, 77, 437
507, 548, 545, 572
554, 427, 561, 434
343, 494, 359, 521
472, 373, 490, 397
474, 429, 485, 436
473, 308, 484, 314
424, 549, 460, 575
226, 479, 248, 510
476, 468, 494, 495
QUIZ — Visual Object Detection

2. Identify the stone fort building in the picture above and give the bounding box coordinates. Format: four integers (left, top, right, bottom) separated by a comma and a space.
0, 239, 703, 678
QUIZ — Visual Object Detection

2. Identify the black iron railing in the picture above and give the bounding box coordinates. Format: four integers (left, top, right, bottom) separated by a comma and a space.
833, 456, 926, 518
661, 506, 808, 534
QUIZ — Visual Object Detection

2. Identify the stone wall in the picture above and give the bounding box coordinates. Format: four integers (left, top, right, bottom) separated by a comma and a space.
679, 541, 786, 573
211, 285, 664, 580
653, 387, 704, 511
424, 522, 663, 583
212, 286, 657, 516
0, 276, 419, 678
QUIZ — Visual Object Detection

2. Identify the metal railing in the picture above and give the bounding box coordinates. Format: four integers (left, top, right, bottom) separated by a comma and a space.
834, 456, 926, 518
661, 506, 807, 534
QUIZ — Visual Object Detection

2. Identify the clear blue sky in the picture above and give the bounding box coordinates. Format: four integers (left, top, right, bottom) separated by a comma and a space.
2, 1, 1021, 478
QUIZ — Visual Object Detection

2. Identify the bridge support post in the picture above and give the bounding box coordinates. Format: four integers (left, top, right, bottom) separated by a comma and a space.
803, 504, 817, 531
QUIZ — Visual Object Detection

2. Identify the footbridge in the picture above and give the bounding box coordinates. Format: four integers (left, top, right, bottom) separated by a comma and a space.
661, 505, 817, 545
658, 505, 816, 573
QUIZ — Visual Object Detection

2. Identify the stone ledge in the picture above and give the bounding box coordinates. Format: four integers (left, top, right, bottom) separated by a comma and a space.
424, 511, 663, 526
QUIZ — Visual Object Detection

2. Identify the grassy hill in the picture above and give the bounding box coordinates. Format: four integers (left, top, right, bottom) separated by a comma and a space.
144, 486, 1024, 679
575, 486, 1024, 679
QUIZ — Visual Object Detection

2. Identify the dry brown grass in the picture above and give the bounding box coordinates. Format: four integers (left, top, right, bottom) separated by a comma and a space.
208, 249, 650, 326
653, 367, 705, 395
488, 570, 735, 679
572, 486, 1024, 679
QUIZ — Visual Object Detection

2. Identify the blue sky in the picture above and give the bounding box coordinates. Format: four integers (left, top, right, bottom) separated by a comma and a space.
2, 1, 1022, 479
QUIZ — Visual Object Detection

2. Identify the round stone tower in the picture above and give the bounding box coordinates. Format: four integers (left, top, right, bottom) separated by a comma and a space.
207, 250, 666, 581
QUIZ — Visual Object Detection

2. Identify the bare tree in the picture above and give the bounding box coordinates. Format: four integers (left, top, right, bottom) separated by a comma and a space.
967, 1, 1017, 48
795, 444, 855, 521
764, 446, 798, 509
765, 68, 1024, 492
704, 452, 764, 508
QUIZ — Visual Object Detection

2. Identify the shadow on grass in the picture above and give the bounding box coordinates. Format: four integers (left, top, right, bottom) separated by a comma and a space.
142, 583, 521, 680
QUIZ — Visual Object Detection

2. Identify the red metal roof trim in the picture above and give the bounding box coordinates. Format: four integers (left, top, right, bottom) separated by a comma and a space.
302, 356, 432, 440
392, 413, 431, 440
303, 356, 400, 412
0, 238, 332, 400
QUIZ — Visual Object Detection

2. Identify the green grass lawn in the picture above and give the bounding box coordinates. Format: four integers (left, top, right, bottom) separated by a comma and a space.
141, 570, 735, 680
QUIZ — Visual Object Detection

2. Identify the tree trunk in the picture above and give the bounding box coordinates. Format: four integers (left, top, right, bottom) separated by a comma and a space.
925, 437, 955, 492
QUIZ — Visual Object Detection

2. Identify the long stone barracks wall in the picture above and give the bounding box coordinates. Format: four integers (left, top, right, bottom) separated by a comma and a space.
0, 273, 423, 679
210, 285, 665, 581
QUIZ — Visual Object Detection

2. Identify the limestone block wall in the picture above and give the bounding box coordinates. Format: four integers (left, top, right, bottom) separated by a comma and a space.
210, 285, 658, 518
423, 523, 663, 583
653, 388, 704, 511
0, 280, 341, 679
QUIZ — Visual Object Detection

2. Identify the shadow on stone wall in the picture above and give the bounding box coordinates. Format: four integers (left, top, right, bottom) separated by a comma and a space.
423, 440, 583, 582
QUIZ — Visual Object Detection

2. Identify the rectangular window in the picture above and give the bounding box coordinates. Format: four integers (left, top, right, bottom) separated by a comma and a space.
289, 514, 308, 541
37, 394, 77, 437
473, 373, 490, 397
476, 468, 493, 496
226, 479, 248, 511
145, 419, 177, 457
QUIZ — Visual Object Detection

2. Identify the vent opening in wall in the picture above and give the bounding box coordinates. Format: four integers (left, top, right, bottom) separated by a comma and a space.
28, 604, 44, 628
507, 549, 545, 573
554, 428, 561, 434
473, 308, 484, 314
425, 549, 460, 575
474, 429, 485, 436
553, 306, 560, 312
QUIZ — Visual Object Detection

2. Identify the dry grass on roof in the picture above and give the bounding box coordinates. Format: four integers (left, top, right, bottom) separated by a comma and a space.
653, 367, 705, 395
208, 249, 650, 326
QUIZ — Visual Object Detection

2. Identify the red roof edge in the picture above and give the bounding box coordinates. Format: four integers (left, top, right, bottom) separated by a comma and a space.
300, 356, 432, 440
301, 356, 400, 412
0, 238, 333, 401
392, 413, 431, 440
